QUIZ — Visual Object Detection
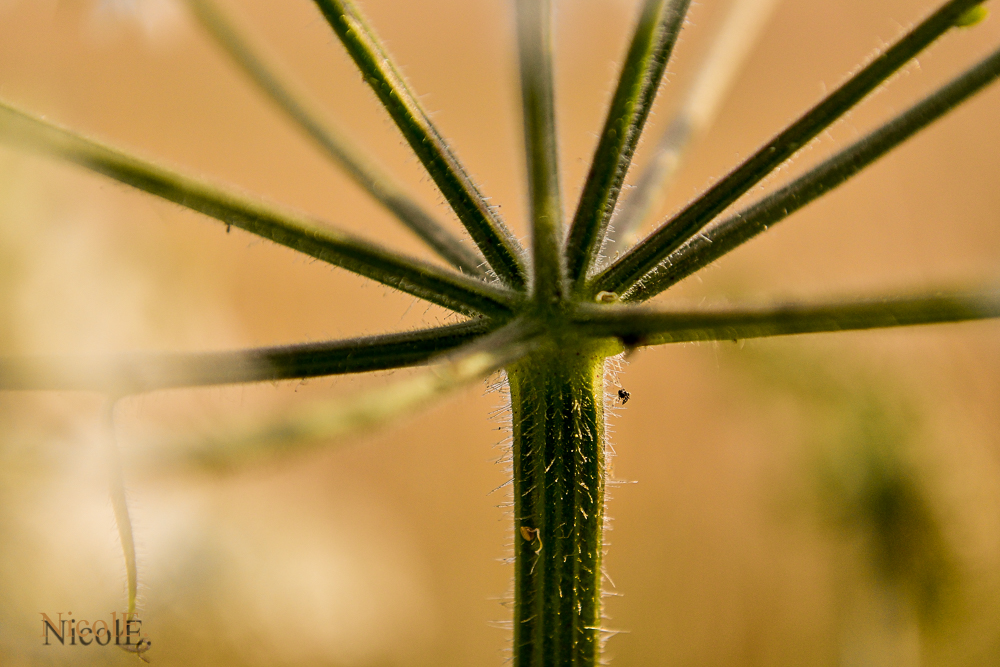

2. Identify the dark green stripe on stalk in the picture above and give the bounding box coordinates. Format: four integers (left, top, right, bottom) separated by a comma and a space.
312, 0, 528, 289
565, 0, 691, 287
187, 0, 486, 276
590, 0, 989, 297
571, 288, 1000, 345
0, 320, 495, 392
625, 43, 1000, 300
0, 103, 514, 318
509, 343, 612, 666
516, 0, 565, 304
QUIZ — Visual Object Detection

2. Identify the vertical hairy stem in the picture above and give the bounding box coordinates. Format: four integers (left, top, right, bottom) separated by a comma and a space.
508, 343, 611, 667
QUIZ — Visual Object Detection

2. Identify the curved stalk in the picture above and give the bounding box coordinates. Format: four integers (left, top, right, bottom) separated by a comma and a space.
143, 318, 540, 472
0, 320, 494, 393
624, 43, 1000, 300
508, 340, 618, 667
564, 0, 691, 287
590, 0, 988, 297
185, 0, 486, 276
311, 0, 528, 288
571, 287, 1000, 345
516, 0, 565, 303
103, 399, 151, 662
0, 102, 515, 317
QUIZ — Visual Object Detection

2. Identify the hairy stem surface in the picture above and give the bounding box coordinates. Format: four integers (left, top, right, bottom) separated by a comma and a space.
312, 0, 527, 288
508, 343, 613, 667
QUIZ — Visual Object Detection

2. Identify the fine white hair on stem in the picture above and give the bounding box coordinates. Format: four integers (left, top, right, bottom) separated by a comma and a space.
607, 0, 782, 253
489, 367, 517, 659
598, 351, 628, 659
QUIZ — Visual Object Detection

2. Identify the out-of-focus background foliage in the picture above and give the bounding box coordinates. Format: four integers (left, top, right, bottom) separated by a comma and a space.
1, 0, 1000, 665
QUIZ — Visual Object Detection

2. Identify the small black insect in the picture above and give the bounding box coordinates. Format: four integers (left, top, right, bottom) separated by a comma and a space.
226, 224, 232, 233
617, 388, 630, 405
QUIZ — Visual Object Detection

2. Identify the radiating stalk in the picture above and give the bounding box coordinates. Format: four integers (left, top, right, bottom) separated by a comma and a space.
515, 0, 565, 303
311, 0, 528, 288
571, 287, 1000, 345
590, 0, 988, 297
564, 0, 691, 287
151, 319, 540, 472
624, 43, 1000, 300
508, 341, 615, 666
0, 102, 515, 317
185, 0, 486, 276
0, 320, 494, 392
607, 0, 781, 252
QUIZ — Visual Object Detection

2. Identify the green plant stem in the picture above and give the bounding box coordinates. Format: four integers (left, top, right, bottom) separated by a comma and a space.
571, 287, 1000, 344
508, 340, 617, 667
145, 318, 540, 472
185, 0, 486, 277
564, 0, 690, 287
606, 0, 781, 251
624, 43, 1000, 300
0, 320, 495, 392
311, 0, 528, 288
104, 400, 137, 616
0, 102, 515, 317
516, 0, 565, 303
590, 0, 988, 297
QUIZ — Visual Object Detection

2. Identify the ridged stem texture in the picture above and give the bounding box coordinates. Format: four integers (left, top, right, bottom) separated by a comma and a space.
509, 342, 612, 667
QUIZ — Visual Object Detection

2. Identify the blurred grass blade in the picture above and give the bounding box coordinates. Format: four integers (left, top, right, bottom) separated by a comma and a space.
607, 0, 781, 252
515, 0, 564, 301
564, 0, 691, 287
140, 319, 541, 472
104, 400, 138, 616
0, 320, 494, 393
311, 0, 528, 288
185, 0, 486, 277
572, 287, 1000, 344
626, 43, 1000, 301
590, 0, 988, 297
0, 102, 516, 317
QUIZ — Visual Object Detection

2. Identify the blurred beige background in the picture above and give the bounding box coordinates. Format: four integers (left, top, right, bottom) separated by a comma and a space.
1, 0, 1000, 665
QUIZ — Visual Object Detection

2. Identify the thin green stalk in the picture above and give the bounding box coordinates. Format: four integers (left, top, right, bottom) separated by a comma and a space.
590, 0, 988, 298
626, 44, 1000, 301
516, 0, 565, 303
105, 399, 152, 662
311, 0, 528, 288
509, 340, 617, 667
571, 287, 1000, 345
0, 320, 494, 392
185, 0, 485, 276
564, 0, 691, 287
606, 0, 781, 251
103, 401, 138, 614
0, 102, 515, 317
144, 318, 540, 472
